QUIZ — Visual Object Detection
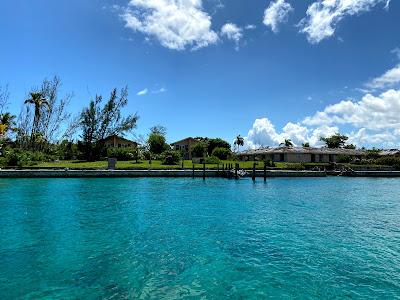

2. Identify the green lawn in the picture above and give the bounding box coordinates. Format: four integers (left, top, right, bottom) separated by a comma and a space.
33, 160, 297, 170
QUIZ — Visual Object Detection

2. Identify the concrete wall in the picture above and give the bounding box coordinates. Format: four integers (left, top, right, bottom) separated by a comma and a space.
0, 169, 326, 178
2, 169, 399, 177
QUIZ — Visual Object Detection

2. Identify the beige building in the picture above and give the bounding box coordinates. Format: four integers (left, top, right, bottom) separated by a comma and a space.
171, 137, 200, 160
238, 147, 366, 163
378, 149, 400, 156
103, 135, 137, 148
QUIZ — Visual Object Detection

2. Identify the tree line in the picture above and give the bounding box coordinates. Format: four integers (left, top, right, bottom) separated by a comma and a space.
0, 77, 140, 166
0, 77, 236, 167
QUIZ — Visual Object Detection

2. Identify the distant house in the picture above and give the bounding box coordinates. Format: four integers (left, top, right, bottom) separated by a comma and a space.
378, 149, 400, 156
102, 135, 138, 148
171, 137, 200, 160
238, 147, 366, 163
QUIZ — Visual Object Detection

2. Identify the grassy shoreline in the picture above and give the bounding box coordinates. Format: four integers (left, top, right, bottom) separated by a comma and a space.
27, 160, 329, 170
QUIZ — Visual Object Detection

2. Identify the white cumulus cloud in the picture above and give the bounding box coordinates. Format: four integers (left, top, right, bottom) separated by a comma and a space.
263, 0, 293, 33
299, 0, 388, 44
221, 23, 243, 48
244, 118, 339, 149
365, 65, 400, 90
121, 0, 218, 51
302, 89, 400, 131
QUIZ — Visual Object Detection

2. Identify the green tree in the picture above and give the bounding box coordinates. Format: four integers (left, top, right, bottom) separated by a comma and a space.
344, 144, 356, 149
280, 139, 293, 147
148, 133, 168, 155
212, 147, 231, 160
234, 135, 244, 152
302, 142, 310, 148
191, 142, 207, 158
150, 125, 167, 136
24, 92, 50, 141
0, 112, 16, 137
320, 133, 349, 148
207, 138, 231, 155
79, 87, 139, 161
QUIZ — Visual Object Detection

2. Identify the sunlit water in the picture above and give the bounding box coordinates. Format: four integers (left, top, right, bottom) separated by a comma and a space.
0, 177, 400, 299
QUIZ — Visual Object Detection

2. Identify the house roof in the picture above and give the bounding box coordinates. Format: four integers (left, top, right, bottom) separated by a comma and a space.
378, 149, 400, 156
102, 135, 137, 144
171, 137, 199, 145
238, 146, 366, 156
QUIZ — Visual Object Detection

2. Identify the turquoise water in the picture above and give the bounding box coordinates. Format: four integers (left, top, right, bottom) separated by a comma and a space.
0, 178, 400, 299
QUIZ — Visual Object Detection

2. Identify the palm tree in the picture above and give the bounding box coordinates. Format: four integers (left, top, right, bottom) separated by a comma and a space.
0, 112, 16, 137
234, 134, 244, 152
24, 92, 49, 138
280, 139, 293, 147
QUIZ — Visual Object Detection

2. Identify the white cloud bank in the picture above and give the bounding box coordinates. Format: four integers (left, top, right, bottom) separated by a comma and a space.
244, 89, 400, 149
244, 118, 339, 149
263, 0, 293, 33
121, 0, 218, 51
300, 0, 389, 44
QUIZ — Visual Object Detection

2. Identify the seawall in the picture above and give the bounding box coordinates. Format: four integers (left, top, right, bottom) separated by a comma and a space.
0, 169, 326, 178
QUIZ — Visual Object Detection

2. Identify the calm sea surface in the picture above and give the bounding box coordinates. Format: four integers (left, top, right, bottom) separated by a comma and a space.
0, 177, 399, 299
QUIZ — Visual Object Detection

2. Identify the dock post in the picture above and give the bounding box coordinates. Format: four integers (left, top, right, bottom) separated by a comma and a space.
217, 163, 220, 176
192, 164, 195, 178
264, 162, 267, 182
203, 163, 206, 180
252, 163, 256, 181
235, 163, 238, 179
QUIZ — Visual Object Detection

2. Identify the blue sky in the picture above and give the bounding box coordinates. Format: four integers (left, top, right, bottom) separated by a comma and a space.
1, 0, 400, 148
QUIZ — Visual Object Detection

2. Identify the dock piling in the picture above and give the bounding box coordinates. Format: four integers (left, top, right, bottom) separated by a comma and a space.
264, 163, 267, 182
252, 163, 256, 181
203, 163, 206, 180
235, 163, 238, 179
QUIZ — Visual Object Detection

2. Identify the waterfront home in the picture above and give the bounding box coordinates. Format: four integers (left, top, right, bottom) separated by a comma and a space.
378, 149, 400, 156
102, 135, 138, 148
171, 137, 200, 160
238, 147, 366, 163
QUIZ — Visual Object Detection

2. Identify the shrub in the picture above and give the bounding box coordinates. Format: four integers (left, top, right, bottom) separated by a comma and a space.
56, 140, 79, 160
211, 147, 231, 160
107, 147, 138, 161
161, 150, 181, 165
284, 163, 305, 170
204, 156, 220, 164
1, 148, 41, 167
264, 160, 276, 167
337, 155, 352, 163
374, 156, 400, 170
207, 138, 231, 155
